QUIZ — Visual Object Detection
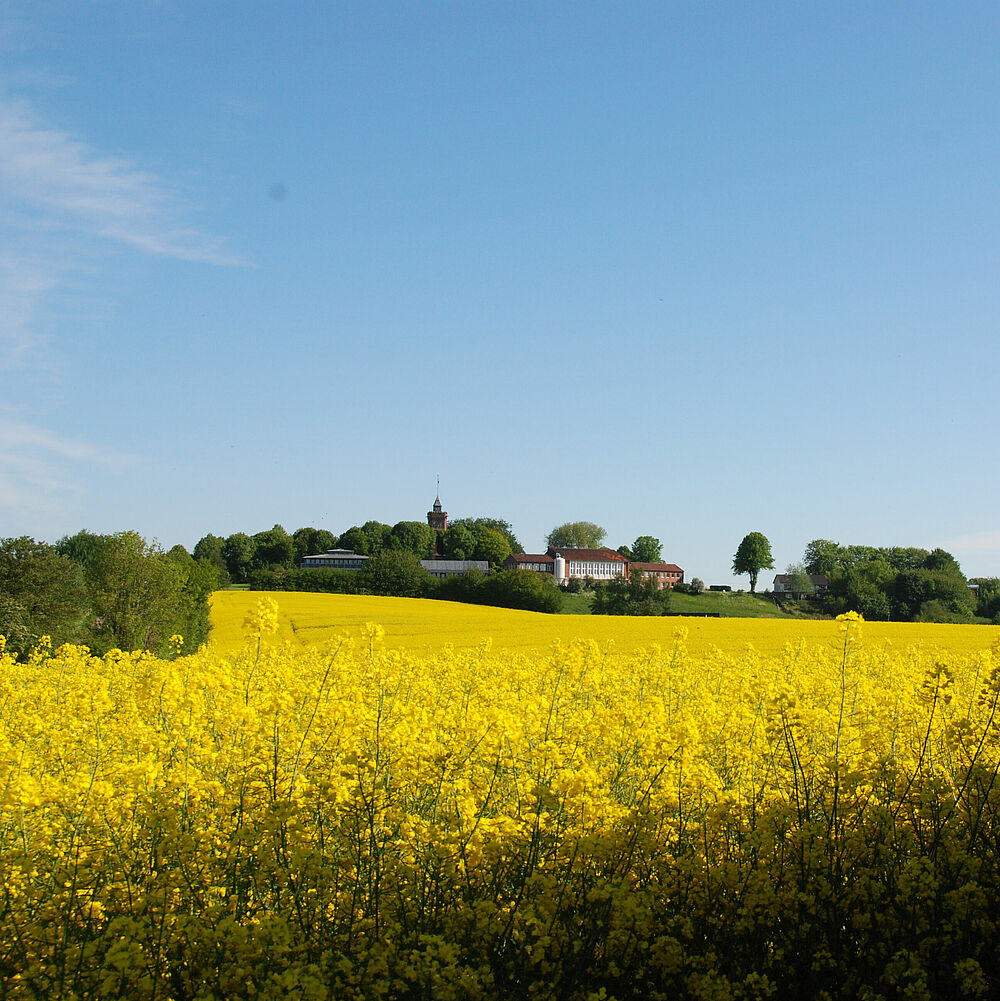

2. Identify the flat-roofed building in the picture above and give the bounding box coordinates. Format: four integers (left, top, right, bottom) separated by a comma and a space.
420, 559, 489, 579
299, 548, 369, 571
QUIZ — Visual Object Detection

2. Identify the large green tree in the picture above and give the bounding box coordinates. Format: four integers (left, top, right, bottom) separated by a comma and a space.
251, 525, 296, 571
58, 530, 214, 654
337, 521, 392, 556
0, 537, 91, 655
449, 517, 522, 554
387, 521, 435, 558
193, 533, 231, 587
359, 550, 434, 597
83, 532, 189, 655
546, 521, 606, 550
630, 535, 663, 563
221, 533, 257, 584
336, 526, 370, 555
471, 528, 512, 569
292, 527, 336, 563
441, 524, 476, 561
732, 532, 774, 593
56, 529, 106, 571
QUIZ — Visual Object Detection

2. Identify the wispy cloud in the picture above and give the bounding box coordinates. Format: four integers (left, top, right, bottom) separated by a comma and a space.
0, 97, 244, 266
0, 417, 136, 517
941, 530, 1000, 553
0, 250, 58, 365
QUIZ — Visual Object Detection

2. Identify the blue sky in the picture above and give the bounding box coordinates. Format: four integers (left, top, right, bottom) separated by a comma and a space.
2, 2, 999, 588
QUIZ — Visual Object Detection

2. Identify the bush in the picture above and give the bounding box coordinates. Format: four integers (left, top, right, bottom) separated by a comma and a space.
359, 550, 436, 598
592, 575, 671, 615
481, 570, 563, 613
250, 568, 362, 594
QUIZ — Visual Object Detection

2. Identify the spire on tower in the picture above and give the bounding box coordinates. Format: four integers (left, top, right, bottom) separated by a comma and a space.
428, 478, 447, 531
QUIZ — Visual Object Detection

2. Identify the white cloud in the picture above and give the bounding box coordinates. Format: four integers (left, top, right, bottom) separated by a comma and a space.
0, 97, 244, 265
0, 417, 136, 518
940, 530, 1000, 553
0, 250, 57, 365
0, 93, 245, 373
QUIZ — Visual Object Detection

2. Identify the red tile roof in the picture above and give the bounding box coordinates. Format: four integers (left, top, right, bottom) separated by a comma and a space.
508, 553, 554, 565
631, 563, 684, 573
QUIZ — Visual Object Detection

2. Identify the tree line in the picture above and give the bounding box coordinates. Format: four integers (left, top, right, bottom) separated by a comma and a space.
727, 530, 1000, 624
0, 515, 678, 658
801, 538, 999, 623
192, 517, 523, 586
208, 519, 678, 618
0, 532, 216, 659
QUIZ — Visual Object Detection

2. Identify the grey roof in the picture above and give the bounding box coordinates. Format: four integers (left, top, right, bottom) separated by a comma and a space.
420, 560, 488, 573
302, 549, 369, 562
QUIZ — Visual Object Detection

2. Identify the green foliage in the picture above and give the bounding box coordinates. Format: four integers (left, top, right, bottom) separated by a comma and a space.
193, 533, 231, 586
732, 532, 775, 593
891, 568, 974, 622
251, 524, 296, 571
844, 576, 892, 621
482, 569, 563, 613
441, 524, 476, 560
631, 535, 663, 563
55, 529, 107, 571
783, 563, 814, 596
177, 558, 218, 648
336, 526, 371, 555
79, 532, 188, 655
816, 540, 975, 622
805, 539, 932, 578
436, 568, 563, 613
387, 521, 435, 559
54, 530, 217, 655
471, 527, 511, 569
668, 590, 795, 618
444, 521, 514, 568
359, 550, 435, 597
249, 567, 362, 594
449, 517, 522, 554
360, 520, 393, 553
546, 521, 606, 550
690, 577, 705, 595
292, 527, 336, 563
972, 578, 1000, 622
434, 567, 488, 605
0, 537, 91, 655
166, 544, 191, 564
592, 574, 672, 615
221, 532, 257, 584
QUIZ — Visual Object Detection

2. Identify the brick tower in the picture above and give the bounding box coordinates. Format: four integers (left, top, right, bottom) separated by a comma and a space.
427, 480, 447, 533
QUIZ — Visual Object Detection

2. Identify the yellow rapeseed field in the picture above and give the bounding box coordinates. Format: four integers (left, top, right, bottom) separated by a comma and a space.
211, 589, 1000, 658
4, 598, 1000, 999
